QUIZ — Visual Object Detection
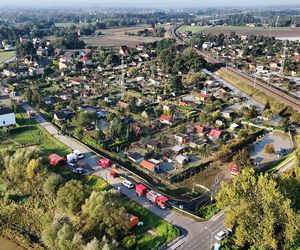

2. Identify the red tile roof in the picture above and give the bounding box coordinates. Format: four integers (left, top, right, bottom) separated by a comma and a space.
209, 129, 222, 138
194, 93, 209, 99
140, 160, 157, 170
160, 114, 172, 121
195, 125, 205, 133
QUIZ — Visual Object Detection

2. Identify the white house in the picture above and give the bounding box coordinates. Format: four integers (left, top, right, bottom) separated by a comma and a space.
0, 107, 16, 127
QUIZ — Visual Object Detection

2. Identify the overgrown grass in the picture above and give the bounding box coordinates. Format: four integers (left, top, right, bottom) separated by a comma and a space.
86, 175, 111, 191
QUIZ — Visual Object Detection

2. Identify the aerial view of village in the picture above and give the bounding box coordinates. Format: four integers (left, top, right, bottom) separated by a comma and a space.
0, 0, 300, 250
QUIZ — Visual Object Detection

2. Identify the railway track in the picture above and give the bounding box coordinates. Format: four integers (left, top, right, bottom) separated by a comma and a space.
171, 25, 300, 111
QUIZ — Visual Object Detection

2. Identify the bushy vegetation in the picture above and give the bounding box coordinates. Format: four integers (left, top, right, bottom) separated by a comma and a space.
217, 166, 300, 249
0, 148, 178, 249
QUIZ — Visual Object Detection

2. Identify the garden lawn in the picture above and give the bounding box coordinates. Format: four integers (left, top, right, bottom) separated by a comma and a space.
1, 111, 71, 155
0, 51, 15, 64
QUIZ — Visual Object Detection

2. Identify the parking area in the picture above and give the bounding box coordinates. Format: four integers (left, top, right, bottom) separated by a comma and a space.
249, 132, 293, 166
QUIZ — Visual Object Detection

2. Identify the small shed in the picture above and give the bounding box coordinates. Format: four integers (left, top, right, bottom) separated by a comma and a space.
125, 214, 139, 229
48, 154, 65, 167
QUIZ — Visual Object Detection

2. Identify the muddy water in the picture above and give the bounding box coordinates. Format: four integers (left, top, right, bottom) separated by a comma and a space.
0, 236, 23, 250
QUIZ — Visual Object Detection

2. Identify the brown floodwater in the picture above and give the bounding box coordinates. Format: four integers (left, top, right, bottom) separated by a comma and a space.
0, 236, 23, 250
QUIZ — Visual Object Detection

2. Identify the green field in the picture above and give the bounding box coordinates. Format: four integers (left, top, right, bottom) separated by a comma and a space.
177, 25, 300, 37
0, 110, 71, 155
0, 51, 15, 64
55, 22, 97, 28
176, 25, 210, 33
86, 175, 180, 249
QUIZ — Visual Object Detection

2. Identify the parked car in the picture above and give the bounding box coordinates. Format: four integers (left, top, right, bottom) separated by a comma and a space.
215, 229, 230, 241
72, 167, 85, 174
122, 180, 135, 189
74, 150, 84, 159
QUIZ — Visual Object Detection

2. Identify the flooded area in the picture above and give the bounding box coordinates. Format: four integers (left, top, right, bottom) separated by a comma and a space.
249, 132, 294, 166
0, 236, 23, 250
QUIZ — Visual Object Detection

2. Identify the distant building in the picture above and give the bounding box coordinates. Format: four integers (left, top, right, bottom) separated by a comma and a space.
0, 107, 16, 127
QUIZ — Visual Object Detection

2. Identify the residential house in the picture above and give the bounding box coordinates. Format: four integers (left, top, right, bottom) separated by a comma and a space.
292, 55, 300, 62
128, 152, 144, 164
54, 112, 67, 122
0, 107, 16, 127
145, 139, 161, 150
80, 57, 92, 66
172, 145, 186, 154
174, 134, 189, 144
194, 93, 209, 102
140, 159, 160, 172
175, 155, 189, 165
160, 114, 174, 125
209, 129, 222, 139
189, 139, 207, 149
202, 42, 213, 49
119, 46, 129, 55
194, 124, 205, 134
3, 68, 28, 78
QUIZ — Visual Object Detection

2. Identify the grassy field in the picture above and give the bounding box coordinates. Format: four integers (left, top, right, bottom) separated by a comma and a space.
176, 25, 210, 33
177, 25, 300, 37
0, 110, 71, 155
81, 35, 162, 48
0, 51, 15, 64
86, 175, 180, 249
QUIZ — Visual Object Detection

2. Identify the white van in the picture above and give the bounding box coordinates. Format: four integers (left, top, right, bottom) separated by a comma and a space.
122, 180, 135, 189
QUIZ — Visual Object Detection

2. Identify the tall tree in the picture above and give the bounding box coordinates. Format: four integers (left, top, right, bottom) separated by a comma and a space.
216, 168, 300, 249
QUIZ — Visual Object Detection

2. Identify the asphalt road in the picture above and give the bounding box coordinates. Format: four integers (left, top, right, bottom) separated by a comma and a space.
22, 103, 225, 250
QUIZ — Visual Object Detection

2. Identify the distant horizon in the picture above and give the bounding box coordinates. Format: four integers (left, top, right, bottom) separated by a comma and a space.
2, 0, 300, 9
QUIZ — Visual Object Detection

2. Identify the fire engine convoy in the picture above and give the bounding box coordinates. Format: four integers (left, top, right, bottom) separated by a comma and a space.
97, 159, 169, 209
135, 184, 168, 209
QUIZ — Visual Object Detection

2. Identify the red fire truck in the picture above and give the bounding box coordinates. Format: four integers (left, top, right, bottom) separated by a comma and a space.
146, 190, 168, 209
135, 184, 168, 209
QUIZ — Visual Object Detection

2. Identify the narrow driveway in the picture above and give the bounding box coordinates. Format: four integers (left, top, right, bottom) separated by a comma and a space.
22, 103, 225, 250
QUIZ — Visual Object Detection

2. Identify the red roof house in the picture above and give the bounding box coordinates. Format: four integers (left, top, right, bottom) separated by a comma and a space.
160, 114, 174, 125
194, 125, 205, 134
140, 160, 159, 172
48, 154, 65, 167
292, 55, 300, 62
209, 129, 222, 139
194, 93, 209, 101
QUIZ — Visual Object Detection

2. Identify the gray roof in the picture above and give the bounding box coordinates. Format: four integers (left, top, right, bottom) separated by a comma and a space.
0, 107, 13, 115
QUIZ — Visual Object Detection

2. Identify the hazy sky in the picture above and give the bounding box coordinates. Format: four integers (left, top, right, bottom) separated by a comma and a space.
3, 0, 300, 8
